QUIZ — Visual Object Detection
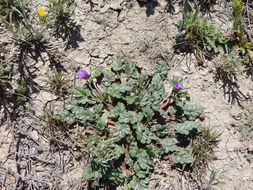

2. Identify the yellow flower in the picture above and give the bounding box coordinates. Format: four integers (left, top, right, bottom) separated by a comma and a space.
37, 8, 45, 17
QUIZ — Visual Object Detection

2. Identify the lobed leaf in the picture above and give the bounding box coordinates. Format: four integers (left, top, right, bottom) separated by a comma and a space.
160, 138, 180, 153
175, 121, 203, 135
183, 104, 204, 120
113, 123, 130, 142
172, 149, 195, 164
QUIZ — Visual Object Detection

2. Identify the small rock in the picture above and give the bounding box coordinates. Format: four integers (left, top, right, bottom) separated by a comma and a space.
30, 130, 39, 141
110, 0, 124, 10
248, 144, 253, 154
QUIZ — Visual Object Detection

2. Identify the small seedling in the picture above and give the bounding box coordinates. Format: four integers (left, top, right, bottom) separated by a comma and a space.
47, 71, 71, 96
13, 80, 29, 104
202, 170, 225, 190
0, 64, 11, 101
53, 56, 206, 189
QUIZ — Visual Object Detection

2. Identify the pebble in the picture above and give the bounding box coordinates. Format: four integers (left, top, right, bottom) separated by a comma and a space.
248, 144, 253, 154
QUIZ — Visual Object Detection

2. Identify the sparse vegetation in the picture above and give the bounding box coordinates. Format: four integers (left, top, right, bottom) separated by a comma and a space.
52, 56, 207, 189
176, 8, 228, 58
0, 0, 252, 189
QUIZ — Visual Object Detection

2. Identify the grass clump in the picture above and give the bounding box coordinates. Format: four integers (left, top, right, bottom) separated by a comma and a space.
47, 71, 71, 97
176, 8, 228, 58
216, 47, 247, 75
191, 126, 220, 168
53, 56, 208, 189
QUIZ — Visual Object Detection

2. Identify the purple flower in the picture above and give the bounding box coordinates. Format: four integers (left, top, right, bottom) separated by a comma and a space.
77, 69, 89, 79
174, 82, 182, 89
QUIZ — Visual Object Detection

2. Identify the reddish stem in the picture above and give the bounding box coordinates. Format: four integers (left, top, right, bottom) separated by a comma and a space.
160, 99, 171, 109
108, 119, 116, 125
122, 144, 129, 176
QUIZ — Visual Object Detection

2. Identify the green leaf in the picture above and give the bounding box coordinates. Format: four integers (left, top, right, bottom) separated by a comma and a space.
74, 87, 91, 98
167, 105, 177, 116
138, 91, 151, 107
88, 66, 104, 83
56, 110, 75, 124
151, 74, 163, 92
125, 154, 134, 167
112, 145, 125, 160
183, 104, 204, 120
64, 99, 78, 111
118, 84, 132, 93
139, 72, 149, 84
151, 125, 168, 137
154, 61, 168, 80
110, 102, 126, 118
142, 106, 154, 121
170, 76, 183, 86
172, 149, 195, 164
101, 70, 116, 86
111, 55, 123, 71
129, 178, 148, 190
119, 111, 141, 124
113, 123, 130, 141
107, 84, 132, 99
124, 95, 137, 105
135, 150, 153, 171
83, 163, 102, 181
96, 114, 108, 131
129, 142, 139, 158
124, 59, 136, 77
136, 124, 157, 144
93, 104, 103, 114
107, 84, 122, 98
73, 87, 95, 105
160, 138, 180, 153
175, 121, 203, 135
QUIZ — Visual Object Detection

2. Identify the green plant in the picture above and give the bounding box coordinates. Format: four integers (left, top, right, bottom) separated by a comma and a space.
48, 0, 76, 19
176, 8, 228, 58
0, 0, 51, 46
54, 56, 206, 189
191, 126, 220, 168
12, 79, 29, 103
0, 64, 10, 90
47, 71, 71, 96
202, 170, 225, 190
232, 0, 253, 64
48, 0, 76, 37
216, 47, 246, 75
